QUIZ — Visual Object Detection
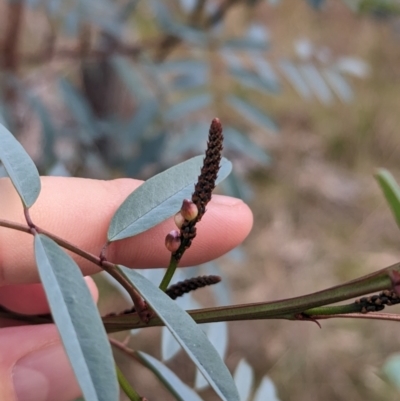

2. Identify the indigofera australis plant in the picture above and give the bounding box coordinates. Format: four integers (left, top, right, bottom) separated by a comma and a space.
2, 119, 400, 400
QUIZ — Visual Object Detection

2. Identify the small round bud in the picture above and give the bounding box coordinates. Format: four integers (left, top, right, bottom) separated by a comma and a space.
165, 230, 181, 253
180, 199, 198, 222
174, 212, 185, 229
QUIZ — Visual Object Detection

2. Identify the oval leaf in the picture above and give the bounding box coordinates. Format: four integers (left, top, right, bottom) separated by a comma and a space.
0, 123, 41, 208
375, 169, 400, 229
34, 234, 118, 401
136, 351, 204, 401
117, 265, 240, 401
108, 155, 232, 241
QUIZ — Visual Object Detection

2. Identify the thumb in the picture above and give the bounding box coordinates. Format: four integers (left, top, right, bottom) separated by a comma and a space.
1, 324, 81, 401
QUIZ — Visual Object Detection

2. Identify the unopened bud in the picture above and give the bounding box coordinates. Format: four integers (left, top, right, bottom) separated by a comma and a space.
174, 212, 185, 229
180, 199, 198, 222
165, 230, 181, 253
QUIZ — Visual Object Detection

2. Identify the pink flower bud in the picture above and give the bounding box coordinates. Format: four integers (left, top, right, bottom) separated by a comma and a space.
180, 199, 198, 222
165, 230, 181, 253
174, 212, 185, 229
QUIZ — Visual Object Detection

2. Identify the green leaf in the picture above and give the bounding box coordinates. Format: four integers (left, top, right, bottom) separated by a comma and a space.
224, 127, 270, 166
58, 78, 98, 141
117, 265, 240, 401
0, 123, 41, 208
136, 351, 204, 401
165, 94, 212, 122
34, 235, 118, 401
375, 169, 400, 228
227, 96, 278, 133
382, 353, 400, 390
233, 359, 254, 401
107, 155, 232, 241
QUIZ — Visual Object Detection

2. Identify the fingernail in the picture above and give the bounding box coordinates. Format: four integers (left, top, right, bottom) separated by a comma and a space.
211, 195, 243, 206
13, 345, 80, 401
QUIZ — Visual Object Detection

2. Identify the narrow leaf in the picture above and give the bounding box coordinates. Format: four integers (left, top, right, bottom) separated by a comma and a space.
279, 60, 312, 99
382, 353, 400, 390
375, 169, 400, 228
111, 56, 149, 102
34, 235, 118, 401
322, 68, 353, 103
162, 294, 201, 361
233, 360, 254, 401
108, 155, 232, 241
195, 322, 228, 390
299, 63, 333, 105
0, 123, 41, 208
165, 94, 212, 122
58, 78, 98, 141
136, 351, 204, 401
118, 265, 240, 401
227, 96, 278, 133
253, 376, 281, 401
224, 127, 270, 166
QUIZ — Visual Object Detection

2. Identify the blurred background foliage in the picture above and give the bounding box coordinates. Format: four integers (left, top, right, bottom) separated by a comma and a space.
2, 0, 400, 400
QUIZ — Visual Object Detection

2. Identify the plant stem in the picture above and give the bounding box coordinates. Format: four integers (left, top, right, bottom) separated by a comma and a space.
103, 264, 399, 332
159, 255, 178, 291
115, 364, 143, 401
0, 219, 145, 317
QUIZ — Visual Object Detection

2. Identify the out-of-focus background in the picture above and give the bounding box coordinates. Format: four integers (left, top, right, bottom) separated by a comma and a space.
2, 0, 400, 400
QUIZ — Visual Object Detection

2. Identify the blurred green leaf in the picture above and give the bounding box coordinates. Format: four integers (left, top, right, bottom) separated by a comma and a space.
279, 60, 312, 99
151, 1, 207, 45
136, 351, 204, 401
229, 66, 278, 94
108, 155, 232, 241
23, 91, 57, 167
165, 94, 212, 122
0, 123, 41, 208
123, 99, 159, 143
117, 265, 240, 401
227, 96, 278, 133
382, 353, 400, 390
34, 234, 118, 401
58, 78, 98, 142
375, 169, 400, 229
323, 68, 353, 103
253, 376, 280, 401
299, 63, 333, 105
224, 127, 270, 165
233, 359, 253, 401
111, 57, 149, 101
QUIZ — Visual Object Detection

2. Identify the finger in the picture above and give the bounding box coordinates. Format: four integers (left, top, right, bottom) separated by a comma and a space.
0, 177, 253, 285
0, 324, 81, 401
0, 277, 99, 316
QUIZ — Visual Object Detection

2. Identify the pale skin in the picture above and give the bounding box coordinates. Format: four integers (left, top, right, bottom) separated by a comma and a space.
0, 177, 253, 401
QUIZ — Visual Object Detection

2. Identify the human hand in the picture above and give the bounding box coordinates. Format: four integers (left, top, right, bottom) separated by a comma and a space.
0, 177, 253, 401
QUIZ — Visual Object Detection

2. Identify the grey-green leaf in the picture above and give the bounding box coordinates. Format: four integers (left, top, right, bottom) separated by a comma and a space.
227, 96, 278, 133
34, 235, 118, 401
107, 155, 232, 241
0, 123, 41, 208
136, 351, 204, 401
117, 265, 240, 401
375, 169, 400, 229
